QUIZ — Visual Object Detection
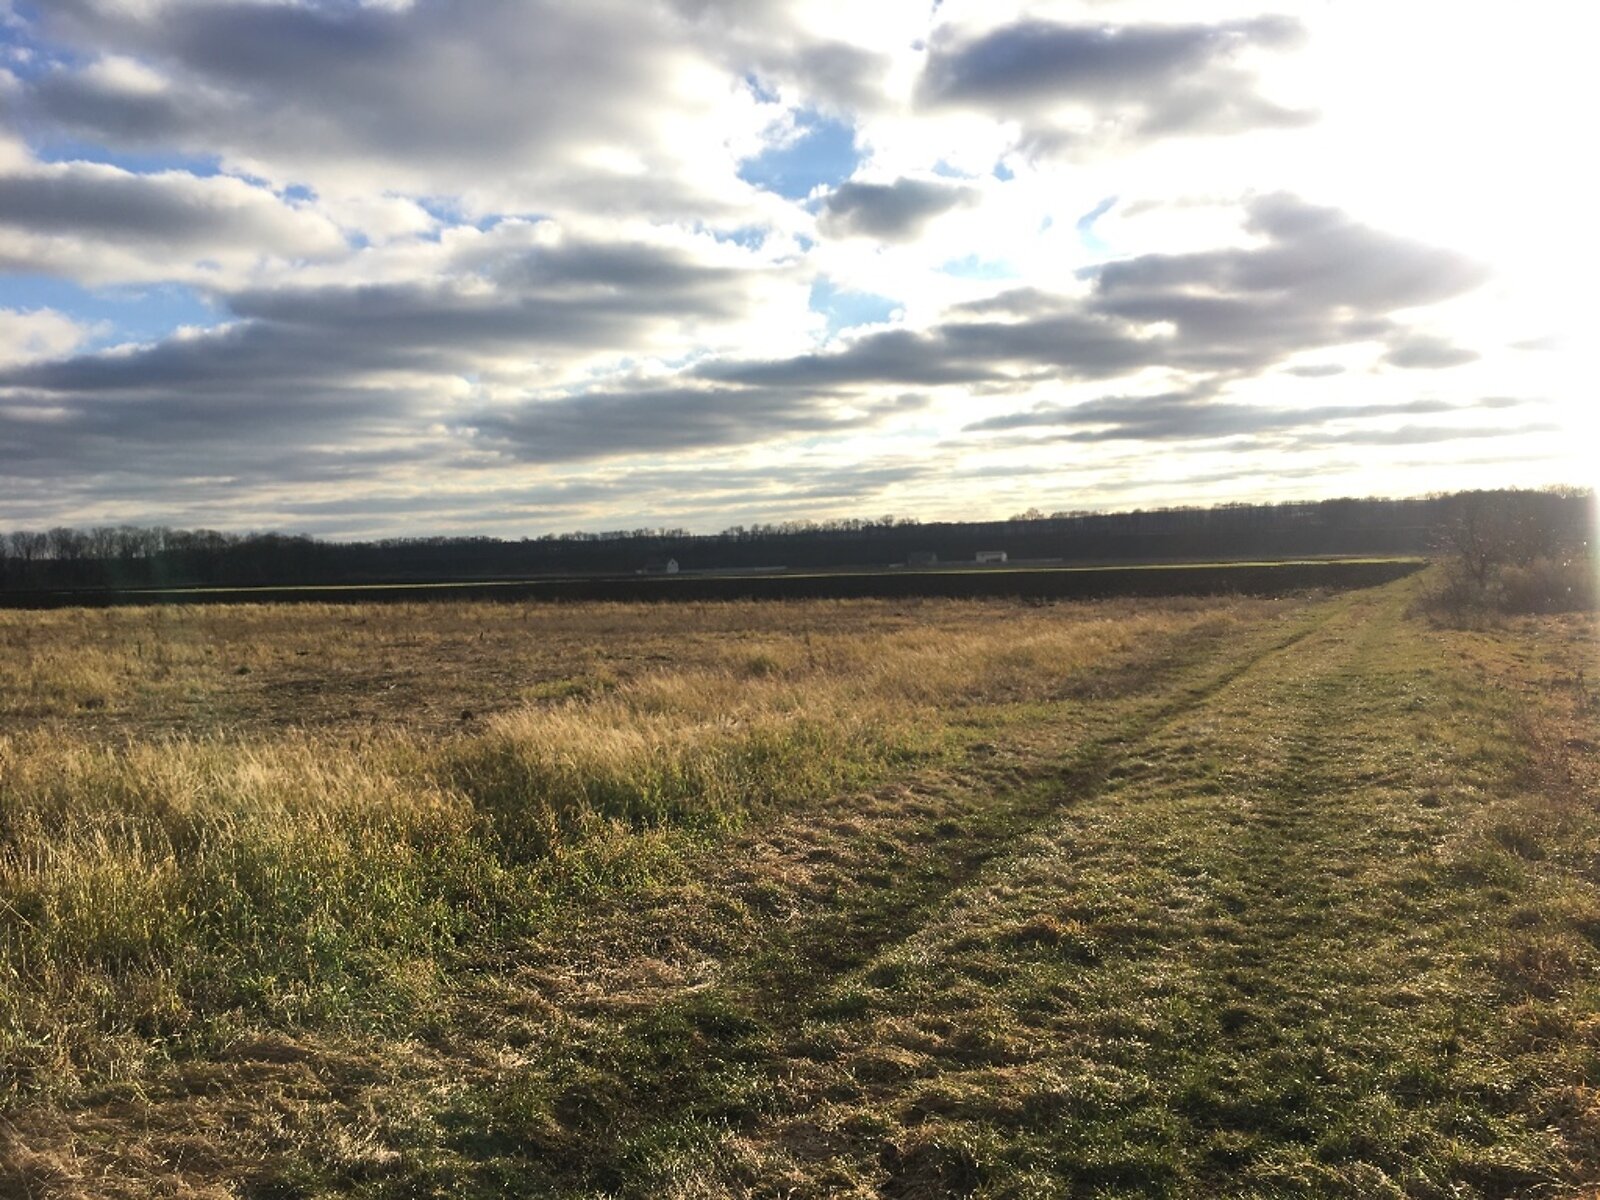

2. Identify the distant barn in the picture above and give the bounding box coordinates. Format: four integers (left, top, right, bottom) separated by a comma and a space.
975, 550, 1008, 564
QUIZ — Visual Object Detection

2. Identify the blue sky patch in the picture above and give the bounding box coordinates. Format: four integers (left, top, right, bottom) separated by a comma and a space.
739, 111, 858, 201
705, 225, 767, 251
0, 276, 223, 351
810, 278, 898, 336
411, 196, 470, 232
939, 255, 1017, 281
32, 138, 223, 178
743, 73, 781, 105
0, 12, 66, 79
1075, 196, 1118, 254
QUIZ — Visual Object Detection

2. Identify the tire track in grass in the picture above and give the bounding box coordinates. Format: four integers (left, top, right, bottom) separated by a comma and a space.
411, 593, 1372, 1197
711, 580, 1590, 1198
733, 592, 1360, 1012
4, 591, 1370, 1199
711, 586, 1406, 1196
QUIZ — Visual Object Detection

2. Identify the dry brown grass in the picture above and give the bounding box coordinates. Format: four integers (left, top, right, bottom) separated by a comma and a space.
0, 594, 1260, 1120
4, 586, 1599, 1196
0, 596, 1225, 736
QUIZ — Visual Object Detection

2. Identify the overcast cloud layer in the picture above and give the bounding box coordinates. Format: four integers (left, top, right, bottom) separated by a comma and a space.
0, 0, 1586, 535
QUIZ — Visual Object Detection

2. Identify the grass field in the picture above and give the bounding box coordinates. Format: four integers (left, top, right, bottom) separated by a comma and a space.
1, 575, 1597, 1197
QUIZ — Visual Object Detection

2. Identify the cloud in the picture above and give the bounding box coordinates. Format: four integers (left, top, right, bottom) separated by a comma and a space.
769, 40, 894, 113
21, 52, 197, 144
1382, 333, 1481, 370
0, 372, 432, 498
818, 177, 978, 240
245, 455, 929, 539
0, 307, 91, 363
0, 190, 1503, 525
0, 222, 825, 491
918, 15, 1312, 155
962, 391, 1525, 444
1297, 423, 1558, 448
705, 196, 1487, 391
1095, 195, 1488, 314
19, 0, 791, 220
0, 159, 347, 284
465, 386, 925, 463
675, 10, 895, 115
2, 226, 784, 397
0, 0, 1556, 539
698, 327, 1007, 388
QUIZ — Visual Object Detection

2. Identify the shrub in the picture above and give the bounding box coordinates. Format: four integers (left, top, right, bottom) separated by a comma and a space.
1499, 554, 1595, 614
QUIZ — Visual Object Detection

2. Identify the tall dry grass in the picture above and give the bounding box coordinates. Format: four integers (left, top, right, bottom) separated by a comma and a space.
0, 596, 1263, 1102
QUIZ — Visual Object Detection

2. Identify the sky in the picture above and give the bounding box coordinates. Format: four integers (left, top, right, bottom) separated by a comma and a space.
0, 0, 1591, 539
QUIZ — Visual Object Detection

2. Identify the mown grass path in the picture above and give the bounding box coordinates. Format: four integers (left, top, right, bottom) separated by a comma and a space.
6, 580, 1598, 1198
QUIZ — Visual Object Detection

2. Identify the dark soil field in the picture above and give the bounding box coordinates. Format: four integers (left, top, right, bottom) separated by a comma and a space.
0, 556, 1422, 609
2, 571, 1597, 1197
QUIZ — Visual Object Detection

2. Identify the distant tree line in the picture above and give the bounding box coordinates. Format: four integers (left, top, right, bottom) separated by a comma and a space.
1, 488, 1591, 595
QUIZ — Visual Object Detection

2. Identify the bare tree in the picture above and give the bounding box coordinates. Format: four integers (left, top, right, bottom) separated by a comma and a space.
7, 531, 48, 563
